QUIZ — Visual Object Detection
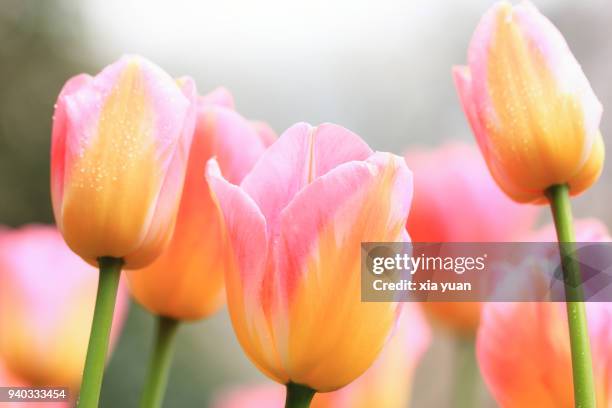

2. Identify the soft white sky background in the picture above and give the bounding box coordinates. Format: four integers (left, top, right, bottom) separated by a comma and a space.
80, 0, 612, 224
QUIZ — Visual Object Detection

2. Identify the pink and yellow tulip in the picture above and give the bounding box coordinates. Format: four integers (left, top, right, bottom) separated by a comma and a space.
128, 89, 274, 320
453, 1, 604, 204
0, 225, 128, 393
406, 142, 539, 335
477, 219, 612, 407
206, 123, 412, 392
50, 55, 197, 268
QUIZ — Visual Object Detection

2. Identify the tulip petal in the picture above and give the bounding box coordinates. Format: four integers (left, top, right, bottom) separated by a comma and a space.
512, 1, 602, 141
271, 152, 411, 390
206, 159, 287, 382
406, 142, 539, 242
250, 120, 277, 147
313, 303, 431, 408
205, 106, 269, 184
128, 101, 267, 319
241, 123, 373, 234
452, 67, 488, 159
477, 302, 574, 407
51, 74, 93, 225
206, 159, 268, 303
125, 76, 197, 268
568, 132, 605, 195
199, 87, 235, 109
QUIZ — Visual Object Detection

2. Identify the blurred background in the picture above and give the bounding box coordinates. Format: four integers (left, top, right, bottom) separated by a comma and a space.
0, 0, 611, 406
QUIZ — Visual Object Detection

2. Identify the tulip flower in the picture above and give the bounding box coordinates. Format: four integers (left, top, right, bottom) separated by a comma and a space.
127, 89, 273, 407
478, 219, 611, 407
51, 55, 197, 269
0, 225, 128, 400
50, 55, 195, 407
406, 142, 539, 335
453, 1, 604, 204
212, 304, 431, 408
206, 123, 412, 406
455, 3, 604, 404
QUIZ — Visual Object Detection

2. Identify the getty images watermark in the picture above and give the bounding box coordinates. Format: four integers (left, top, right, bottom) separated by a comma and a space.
361, 242, 612, 302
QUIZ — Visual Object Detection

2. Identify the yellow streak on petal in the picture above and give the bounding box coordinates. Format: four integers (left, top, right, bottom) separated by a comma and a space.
286, 162, 404, 391
128, 114, 225, 320
485, 6, 593, 198
61, 61, 160, 262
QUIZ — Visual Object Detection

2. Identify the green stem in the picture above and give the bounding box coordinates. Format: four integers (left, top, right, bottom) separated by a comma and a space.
140, 316, 180, 408
284, 383, 316, 408
546, 184, 596, 408
77, 257, 123, 408
454, 337, 478, 408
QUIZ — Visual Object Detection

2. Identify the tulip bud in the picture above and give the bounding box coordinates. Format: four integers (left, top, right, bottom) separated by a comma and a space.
453, 1, 604, 203
0, 225, 128, 393
405, 142, 539, 335
127, 90, 272, 320
206, 123, 412, 391
51, 55, 197, 268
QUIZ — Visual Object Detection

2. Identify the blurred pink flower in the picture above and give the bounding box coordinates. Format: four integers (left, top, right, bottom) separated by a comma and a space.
0, 225, 129, 394
477, 219, 612, 407
405, 141, 539, 335
406, 142, 539, 242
